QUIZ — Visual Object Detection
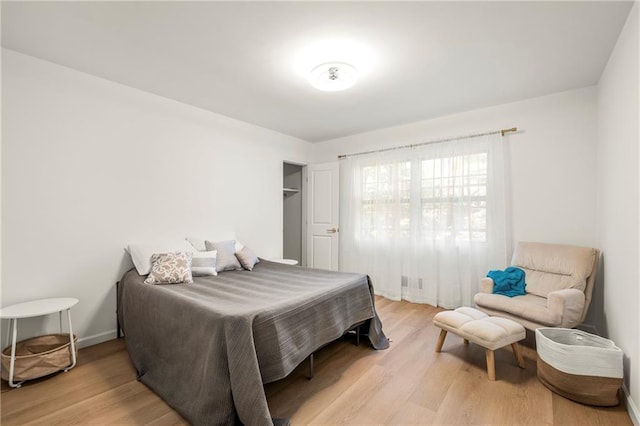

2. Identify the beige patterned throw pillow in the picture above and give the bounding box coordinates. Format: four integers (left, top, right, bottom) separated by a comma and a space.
144, 251, 193, 284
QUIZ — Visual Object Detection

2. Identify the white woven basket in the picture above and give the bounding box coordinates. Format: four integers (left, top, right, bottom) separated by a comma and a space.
535, 328, 623, 406
536, 328, 623, 378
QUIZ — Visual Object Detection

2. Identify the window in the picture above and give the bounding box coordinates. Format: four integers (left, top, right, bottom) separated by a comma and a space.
421, 152, 487, 242
361, 161, 411, 239
341, 132, 506, 308
360, 151, 488, 242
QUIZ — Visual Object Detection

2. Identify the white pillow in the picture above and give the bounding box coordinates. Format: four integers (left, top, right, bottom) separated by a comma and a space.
205, 240, 243, 272
192, 250, 218, 276
186, 236, 244, 252
127, 239, 194, 275
185, 237, 208, 251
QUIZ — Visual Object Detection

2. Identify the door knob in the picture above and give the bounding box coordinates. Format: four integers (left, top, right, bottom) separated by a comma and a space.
326, 228, 338, 233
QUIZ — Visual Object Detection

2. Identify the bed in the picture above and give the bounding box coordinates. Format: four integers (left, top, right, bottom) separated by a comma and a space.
117, 259, 388, 425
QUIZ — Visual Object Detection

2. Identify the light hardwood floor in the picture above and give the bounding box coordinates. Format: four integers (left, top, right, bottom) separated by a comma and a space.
1, 297, 632, 425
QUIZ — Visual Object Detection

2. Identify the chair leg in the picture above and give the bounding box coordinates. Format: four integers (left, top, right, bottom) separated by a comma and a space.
511, 343, 525, 368
485, 349, 496, 381
435, 329, 447, 352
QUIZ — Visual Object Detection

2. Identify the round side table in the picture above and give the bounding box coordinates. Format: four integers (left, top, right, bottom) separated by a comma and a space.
0, 297, 79, 388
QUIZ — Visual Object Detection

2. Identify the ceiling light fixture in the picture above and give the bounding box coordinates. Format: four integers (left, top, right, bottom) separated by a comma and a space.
308, 62, 358, 92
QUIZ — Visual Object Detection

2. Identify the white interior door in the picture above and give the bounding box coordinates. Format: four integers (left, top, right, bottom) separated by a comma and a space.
306, 162, 339, 270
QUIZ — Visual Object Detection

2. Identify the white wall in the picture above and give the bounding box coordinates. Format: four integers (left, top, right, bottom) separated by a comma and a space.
313, 86, 599, 250
1, 49, 312, 346
596, 2, 639, 423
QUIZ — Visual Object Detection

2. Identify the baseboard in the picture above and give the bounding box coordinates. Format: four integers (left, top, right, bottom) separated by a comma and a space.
77, 329, 116, 348
623, 384, 640, 426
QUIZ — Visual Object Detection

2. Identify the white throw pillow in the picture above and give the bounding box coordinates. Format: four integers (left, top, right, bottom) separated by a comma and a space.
205, 240, 243, 272
127, 239, 194, 275
192, 250, 218, 276
186, 235, 244, 252
185, 237, 208, 252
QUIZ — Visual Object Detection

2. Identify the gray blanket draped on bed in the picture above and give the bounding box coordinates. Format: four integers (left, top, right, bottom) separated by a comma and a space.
117, 260, 388, 425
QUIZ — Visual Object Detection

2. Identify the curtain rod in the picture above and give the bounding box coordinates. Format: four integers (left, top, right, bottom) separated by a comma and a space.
337, 127, 518, 159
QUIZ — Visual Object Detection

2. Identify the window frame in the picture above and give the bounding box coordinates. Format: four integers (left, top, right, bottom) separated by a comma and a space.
358, 148, 490, 242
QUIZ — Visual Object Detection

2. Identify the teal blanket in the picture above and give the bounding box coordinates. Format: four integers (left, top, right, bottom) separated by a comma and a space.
487, 267, 526, 297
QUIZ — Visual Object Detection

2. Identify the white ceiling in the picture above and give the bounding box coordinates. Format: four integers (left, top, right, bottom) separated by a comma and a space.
2, 1, 633, 142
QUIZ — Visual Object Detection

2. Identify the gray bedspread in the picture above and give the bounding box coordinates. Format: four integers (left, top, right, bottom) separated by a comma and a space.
117, 259, 388, 425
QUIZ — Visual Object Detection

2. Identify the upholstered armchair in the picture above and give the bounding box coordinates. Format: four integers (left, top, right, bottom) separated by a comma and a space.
474, 242, 599, 331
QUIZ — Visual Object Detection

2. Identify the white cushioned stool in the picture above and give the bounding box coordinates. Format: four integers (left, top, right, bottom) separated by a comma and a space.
433, 307, 526, 380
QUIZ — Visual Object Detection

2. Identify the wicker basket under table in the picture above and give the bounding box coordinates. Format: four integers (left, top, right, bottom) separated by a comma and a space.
1, 333, 78, 382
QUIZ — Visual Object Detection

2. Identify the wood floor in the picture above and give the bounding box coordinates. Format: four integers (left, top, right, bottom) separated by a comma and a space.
1, 297, 632, 425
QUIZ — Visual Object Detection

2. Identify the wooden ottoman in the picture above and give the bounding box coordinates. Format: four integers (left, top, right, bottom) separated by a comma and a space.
433, 307, 526, 380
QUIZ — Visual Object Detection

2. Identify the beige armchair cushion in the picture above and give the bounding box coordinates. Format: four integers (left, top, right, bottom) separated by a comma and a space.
474, 288, 585, 328
475, 292, 559, 326
511, 242, 597, 298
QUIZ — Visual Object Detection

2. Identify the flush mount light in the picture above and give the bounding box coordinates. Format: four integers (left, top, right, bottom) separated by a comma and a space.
308, 62, 358, 92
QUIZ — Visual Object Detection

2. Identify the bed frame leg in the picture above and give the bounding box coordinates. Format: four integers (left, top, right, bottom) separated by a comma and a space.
307, 353, 314, 380
356, 325, 361, 346
116, 281, 123, 339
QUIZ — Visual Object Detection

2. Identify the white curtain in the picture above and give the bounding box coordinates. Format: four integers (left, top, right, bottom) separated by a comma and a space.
339, 133, 509, 308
